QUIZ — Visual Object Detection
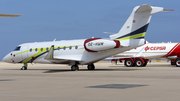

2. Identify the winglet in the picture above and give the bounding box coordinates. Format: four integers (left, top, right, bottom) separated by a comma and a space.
0, 13, 22, 17
45, 45, 54, 60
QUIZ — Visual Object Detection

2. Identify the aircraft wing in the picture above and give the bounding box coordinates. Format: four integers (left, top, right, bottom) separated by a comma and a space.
44, 45, 84, 63
53, 55, 83, 62
112, 47, 145, 58
113, 54, 134, 57
133, 47, 145, 57
0, 13, 22, 17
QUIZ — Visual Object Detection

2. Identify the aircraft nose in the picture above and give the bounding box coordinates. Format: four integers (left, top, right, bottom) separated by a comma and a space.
2, 54, 12, 63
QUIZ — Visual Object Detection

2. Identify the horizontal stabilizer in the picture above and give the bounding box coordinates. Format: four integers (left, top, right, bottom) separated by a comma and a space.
135, 4, 174, 14
0, 13, 22, 17
103, 32, 117, 34
135, 4, 152, 13
163, 9, 174, 11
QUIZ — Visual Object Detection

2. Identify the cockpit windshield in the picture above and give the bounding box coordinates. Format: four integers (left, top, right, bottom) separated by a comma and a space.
14, 46, 21, 51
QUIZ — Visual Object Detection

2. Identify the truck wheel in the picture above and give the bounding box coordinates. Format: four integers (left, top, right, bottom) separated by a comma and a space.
135, 59, 143, 67
124, 59, 134, 67
175, 59, 180, 67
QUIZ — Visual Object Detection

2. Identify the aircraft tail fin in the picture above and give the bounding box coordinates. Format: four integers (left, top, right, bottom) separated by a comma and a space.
110, 4, 173, 40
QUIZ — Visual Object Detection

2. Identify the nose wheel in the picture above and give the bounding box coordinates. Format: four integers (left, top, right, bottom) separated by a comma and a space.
21, 63, 28, 70
21, 66, 27, 70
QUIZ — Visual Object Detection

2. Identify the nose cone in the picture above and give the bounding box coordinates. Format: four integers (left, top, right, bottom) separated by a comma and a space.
2, 54, 12, 63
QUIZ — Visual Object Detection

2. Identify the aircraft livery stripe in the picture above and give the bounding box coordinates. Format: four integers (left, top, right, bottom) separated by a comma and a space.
164, 43, 180, 57
115, 32, 146, 41
116, 23, 149, 39
4, 50, 30, 59
51, 47, 54, 59
18, 45, 82, 63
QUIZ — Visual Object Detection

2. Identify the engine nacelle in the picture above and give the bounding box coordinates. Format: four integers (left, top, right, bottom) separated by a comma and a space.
84, 38, 120, 52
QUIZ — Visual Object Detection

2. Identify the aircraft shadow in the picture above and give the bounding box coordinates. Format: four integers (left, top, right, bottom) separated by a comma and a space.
3, 68, 141, 73
110, 64, 177, 68
0, 79, 15, 81
43, 68, 140, 73
146, 64, 176, 67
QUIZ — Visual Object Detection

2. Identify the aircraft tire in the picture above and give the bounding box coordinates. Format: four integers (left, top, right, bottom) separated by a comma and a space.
21, 66, 27, 70
124, 59, 134, 67
71, 65, 78, 71
87, 64, 95, 70
175, 59, 180, 67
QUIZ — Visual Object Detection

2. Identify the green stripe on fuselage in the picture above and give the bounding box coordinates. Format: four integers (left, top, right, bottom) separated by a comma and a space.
115, 32, 146, 41
21, 45, 82, 63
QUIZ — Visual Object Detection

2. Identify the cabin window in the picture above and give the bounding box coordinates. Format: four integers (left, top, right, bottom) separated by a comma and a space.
41, 48, 43, 51
14, 46, 21, 51
58, 47, 60, 50
69, 46, 72, 50
46, 47, 49, 51
75, 46, 78, 49
63, 46, 66, 50
35, 48, 38, 52
30, 48, 32, 52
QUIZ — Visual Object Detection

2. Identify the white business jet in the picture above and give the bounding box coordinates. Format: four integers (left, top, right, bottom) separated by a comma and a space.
2, 4, 172, 71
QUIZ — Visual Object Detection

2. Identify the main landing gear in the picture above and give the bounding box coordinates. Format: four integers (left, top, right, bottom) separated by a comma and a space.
87, 64, 95, 70
71, 65, 79, 71
70, 64, 95, 71
21, 63, 28, 70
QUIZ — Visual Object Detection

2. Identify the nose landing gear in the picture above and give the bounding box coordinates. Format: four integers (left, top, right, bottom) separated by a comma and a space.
21, 63, 28, 70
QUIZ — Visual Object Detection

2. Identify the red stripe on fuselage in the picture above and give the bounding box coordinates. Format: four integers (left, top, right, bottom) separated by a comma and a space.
163, 43, 180, 57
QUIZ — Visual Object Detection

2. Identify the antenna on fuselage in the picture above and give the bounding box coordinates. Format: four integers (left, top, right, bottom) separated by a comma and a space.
0, 13, 22, 17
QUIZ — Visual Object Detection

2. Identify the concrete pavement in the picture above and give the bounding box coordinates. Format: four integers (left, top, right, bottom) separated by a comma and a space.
0, 61, 180, 101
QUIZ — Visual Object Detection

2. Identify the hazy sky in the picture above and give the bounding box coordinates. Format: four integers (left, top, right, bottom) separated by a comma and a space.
0, 0, 179, 60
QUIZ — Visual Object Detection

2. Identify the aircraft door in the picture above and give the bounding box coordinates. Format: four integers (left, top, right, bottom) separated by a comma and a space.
21, 45, 29, 60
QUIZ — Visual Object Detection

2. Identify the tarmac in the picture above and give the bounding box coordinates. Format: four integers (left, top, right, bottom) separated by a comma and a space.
0, 61, 180, 101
